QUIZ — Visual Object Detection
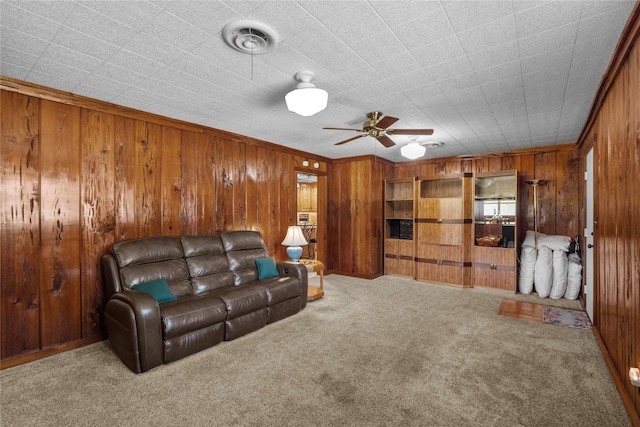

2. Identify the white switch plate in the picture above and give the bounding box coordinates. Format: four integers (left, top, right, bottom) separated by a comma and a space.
630, 368, 640, 387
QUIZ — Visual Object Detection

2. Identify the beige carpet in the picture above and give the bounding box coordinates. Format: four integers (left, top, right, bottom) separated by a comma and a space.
1, 275, 631, 426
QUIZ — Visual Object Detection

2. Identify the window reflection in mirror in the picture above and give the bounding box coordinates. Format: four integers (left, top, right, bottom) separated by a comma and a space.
297, 173, 318, 259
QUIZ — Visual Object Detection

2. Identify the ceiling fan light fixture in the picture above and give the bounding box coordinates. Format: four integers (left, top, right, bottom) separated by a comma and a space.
401, 142, 426, 159
285, 70, 328, 117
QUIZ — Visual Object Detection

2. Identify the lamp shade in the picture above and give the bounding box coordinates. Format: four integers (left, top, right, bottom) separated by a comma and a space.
281, 225, 308, 262
401, 142, 426, 160
285, 70, 328, 117
281, 226, 308, 246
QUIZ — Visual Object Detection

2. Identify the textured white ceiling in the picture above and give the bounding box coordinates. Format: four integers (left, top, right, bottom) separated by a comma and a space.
1, 0, 635, 162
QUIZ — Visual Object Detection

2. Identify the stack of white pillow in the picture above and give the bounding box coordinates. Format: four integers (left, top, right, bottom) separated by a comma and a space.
518, 230, 582, 299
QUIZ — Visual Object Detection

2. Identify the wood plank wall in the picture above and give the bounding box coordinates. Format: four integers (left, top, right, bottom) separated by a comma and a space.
327, 156, 394, 278
577, 8, 639, 420
0, 86, 328, 365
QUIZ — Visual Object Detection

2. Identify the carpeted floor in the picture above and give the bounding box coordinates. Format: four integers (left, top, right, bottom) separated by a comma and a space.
0, 275, 631, 426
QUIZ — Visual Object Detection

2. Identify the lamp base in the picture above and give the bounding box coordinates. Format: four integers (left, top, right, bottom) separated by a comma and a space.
286, 246, 303, 262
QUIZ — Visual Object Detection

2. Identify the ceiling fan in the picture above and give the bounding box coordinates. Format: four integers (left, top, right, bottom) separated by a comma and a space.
324, 111, 434, 147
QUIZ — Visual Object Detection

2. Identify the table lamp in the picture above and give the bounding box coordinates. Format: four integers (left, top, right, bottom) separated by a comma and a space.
281, 226, 308, 262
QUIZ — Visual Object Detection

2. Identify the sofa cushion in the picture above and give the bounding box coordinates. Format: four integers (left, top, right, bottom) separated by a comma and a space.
181, 235, 225, 257
214, 284, 268, 319
160, 294, 227, 340
119, 258, 193, 297
259, 276, 302, 304
221, 231, 269, 285
132, 278, 176, 304
256, 257, 279, 280
111, 236, 183, 267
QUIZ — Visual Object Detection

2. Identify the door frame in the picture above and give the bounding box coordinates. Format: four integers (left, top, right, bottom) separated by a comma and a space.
295, 168, 327, 264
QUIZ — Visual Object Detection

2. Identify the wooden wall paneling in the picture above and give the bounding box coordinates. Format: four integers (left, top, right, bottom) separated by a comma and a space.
434, 161, 447, 175
444, 160, 462, 174
554, 149, 579, 238
596, 104, 618, 377
0, 91, 41, 358
534, 152, 557, 235
244, 143, 258, 234
419, 161, 436, 177
474, 157, 490, 173
278, 152, 295, 258
315, 169, 328, 264
253, 145, 278, 255
333, 161, 349, 273
114, 116, 136, 241
178, 130, 198, 236
612, 64, 631, 385
516, 154, 535, 244
135, 121, 162, 237
461, 159, 473, 174
161, 126, 182, 236
395, 163, 419, 179
350, 160, 367, 274
39, 99, 81, 348
629, 43, 640, 413
195, 133, 217, 235
80, 109, 115, 338
214, 137, 246, 232
501, 156, 516, 171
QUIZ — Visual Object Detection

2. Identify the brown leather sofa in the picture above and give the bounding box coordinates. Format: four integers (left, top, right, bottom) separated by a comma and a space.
102, 230, 308, 373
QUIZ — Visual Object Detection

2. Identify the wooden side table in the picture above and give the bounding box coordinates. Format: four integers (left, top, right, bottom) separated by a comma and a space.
299, 260, 324, 301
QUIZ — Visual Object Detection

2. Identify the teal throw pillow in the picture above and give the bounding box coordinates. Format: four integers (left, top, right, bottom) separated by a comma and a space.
132, 278, 176, 303
256, 257, 279, 280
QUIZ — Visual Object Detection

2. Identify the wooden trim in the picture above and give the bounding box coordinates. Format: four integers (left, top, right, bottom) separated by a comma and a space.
415, 218, 473, 224
1, 335, 106, 370
331, 154, 395, 167
577, 2, 640, 149
593, 326, 640, 427
415, 258, 469, 267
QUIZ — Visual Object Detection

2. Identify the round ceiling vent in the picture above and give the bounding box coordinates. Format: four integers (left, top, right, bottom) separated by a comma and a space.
222, 19, 279, 55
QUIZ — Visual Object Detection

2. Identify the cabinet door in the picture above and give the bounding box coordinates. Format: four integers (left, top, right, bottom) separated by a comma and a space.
472, 246, 516, 290
298, 184, 311, 211
384, 238, 414, 276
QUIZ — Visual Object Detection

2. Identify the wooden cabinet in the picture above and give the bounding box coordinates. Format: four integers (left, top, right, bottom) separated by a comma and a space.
472, 171, 518, 291
384, 178, 415, 277
297, 183, 317, 212
415, 174, 473, 287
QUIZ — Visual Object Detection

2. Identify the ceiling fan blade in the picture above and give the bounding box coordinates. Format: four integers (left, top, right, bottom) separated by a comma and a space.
376, 135, 396, 148
387, 129, 434, 135
375, 116, 399, 130
323, 127, 364, 132
334, 134, 367, 145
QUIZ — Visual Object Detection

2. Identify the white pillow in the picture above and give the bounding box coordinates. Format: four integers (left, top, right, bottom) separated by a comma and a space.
534, 246, 553, 298
549, 250, 568, 299
518, 246, 536, 294
522, 230, 571, 252
564, 253, 582, 300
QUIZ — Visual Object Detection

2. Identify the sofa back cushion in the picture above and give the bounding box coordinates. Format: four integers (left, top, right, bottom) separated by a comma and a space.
181, 236, 234, 294
220, 231, 269, 285
112, 236, 192, 297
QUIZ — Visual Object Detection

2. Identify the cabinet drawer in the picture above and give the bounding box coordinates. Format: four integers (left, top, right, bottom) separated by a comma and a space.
472, 246, 515, 266
417, 243, 462, 262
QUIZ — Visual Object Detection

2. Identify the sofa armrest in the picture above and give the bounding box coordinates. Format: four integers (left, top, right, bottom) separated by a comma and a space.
277, 262, 308, 310
104, 291, 163, 373
103, 253, 122, 299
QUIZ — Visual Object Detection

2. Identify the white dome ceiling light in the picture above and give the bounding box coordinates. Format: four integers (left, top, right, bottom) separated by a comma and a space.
401, 140, 444, 160
222, 19, 279, 55
285, 70, 328, 117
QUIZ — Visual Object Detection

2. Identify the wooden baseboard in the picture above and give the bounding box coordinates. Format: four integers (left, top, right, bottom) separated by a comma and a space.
1, 335, 106, 370
593, 325, 640, 427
